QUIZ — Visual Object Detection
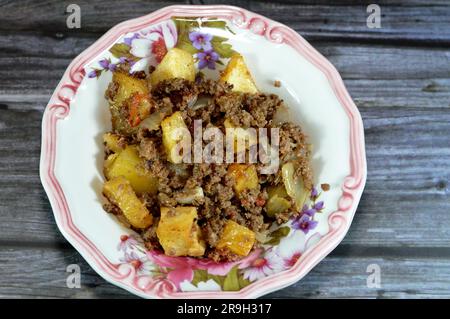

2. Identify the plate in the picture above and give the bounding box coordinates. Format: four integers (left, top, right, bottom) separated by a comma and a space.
40, 5, 366, 298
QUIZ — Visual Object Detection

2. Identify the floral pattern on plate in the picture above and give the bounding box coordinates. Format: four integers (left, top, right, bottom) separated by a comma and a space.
87, 17, 235, 79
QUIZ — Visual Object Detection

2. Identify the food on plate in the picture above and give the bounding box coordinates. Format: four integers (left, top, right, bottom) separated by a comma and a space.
220, 53, 258, 94
227, 164, 259, 194
101, 48, 313, 261
216, 220, 256, 256
103, 176, 153, 229
157, 206, 206, 257
161, 111, 190, 163
103, 144, 158, 194
150, 48, 196, 87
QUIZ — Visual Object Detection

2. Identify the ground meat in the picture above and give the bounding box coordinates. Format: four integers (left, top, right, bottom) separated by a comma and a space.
105, 81, 119, 103
103, 76, 314, 262
152, 78, 198, 109
139, 138, 161, 162
196, 77, 232, 97
142, 218, 161, 251
206, 248, 242, 263
103, 201, 121, 215
215, 92, 282, 128
104, 134, 128, 155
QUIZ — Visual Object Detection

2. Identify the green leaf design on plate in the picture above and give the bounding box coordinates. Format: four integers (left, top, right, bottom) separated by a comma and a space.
172, 17, 201, 33
265, 226, 291, 245
175, 37, 198, 55
172, 17, 235, 60
172, 17, 199, 55
202, 20, 226, 29
109, 43, 131, 59
191, 269, 225, 288
223, 266, 240, 291
238, 274, 252, 289
191, 269, 209, 286
202, 20, 235, 34
191, 266, 251, 291
211, 36, 236, 58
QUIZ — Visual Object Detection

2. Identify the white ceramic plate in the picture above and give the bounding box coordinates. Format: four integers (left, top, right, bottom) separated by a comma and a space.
40, 5, 366, 298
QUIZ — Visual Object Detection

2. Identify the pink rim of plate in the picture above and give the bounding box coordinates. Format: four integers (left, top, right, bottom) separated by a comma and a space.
40, 5, 367, 298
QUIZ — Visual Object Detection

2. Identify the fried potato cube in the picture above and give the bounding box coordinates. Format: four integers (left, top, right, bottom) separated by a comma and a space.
103, 176, 153, 229
104, 153, 118, 172
150, 48, 196, 87
161, 111, 190, 164
220, 53, 258, 94
127, 93, 154, 127
110, 72, 149, 106
103, 133, 124, 153
227, 164, 259, 194
109, 72, 149, 134
216, 220, 256, 256
157, 206, 205, 257
104, 145, 158, 194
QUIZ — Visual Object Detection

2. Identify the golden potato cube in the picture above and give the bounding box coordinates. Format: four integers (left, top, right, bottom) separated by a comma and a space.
104, 153, 118, 172
103, 133, 123, 153
103, 176, 153, 229
161, 111, 190, 164
150, 48, 196, 87
216, 220, 256, 256
104, 145, 158, 194
227, 164, 259, 194
111, 72, 149, 106
109, 72, 149, 135
157, 207, 205, 257
221, 53, 258, 94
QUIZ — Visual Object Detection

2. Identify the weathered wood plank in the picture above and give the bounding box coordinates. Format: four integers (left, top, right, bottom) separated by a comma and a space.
1, 247, 450, 298
0, 0, 449, 43
0, 106, 449, 247
1, 34, 450, 109
0, 247, 133, 298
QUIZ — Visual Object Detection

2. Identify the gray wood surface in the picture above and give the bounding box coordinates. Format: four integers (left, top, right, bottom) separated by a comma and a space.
0, 0, 449, 299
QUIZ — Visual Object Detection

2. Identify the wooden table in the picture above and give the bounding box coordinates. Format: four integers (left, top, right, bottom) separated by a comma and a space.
1, 0, 449, 298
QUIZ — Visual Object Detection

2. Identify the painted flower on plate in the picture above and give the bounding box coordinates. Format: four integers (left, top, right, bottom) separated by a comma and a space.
189, 31, 213, 51
129, 21, 177, 71
120, 250, 153, 275
117, 234, 138, 252
277, 231, 322, 269
197, 50, 219, 70
240, 249, 283, 282
291, 214, 318, 234
146, 251, 195, 289
146, 249, 261, 289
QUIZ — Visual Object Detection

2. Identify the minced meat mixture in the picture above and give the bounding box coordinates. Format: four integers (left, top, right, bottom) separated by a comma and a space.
103, 73, 313, 262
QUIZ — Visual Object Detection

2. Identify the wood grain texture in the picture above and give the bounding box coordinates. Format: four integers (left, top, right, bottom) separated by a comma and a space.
1, 0, 450, 44
0, 0, 449, 298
